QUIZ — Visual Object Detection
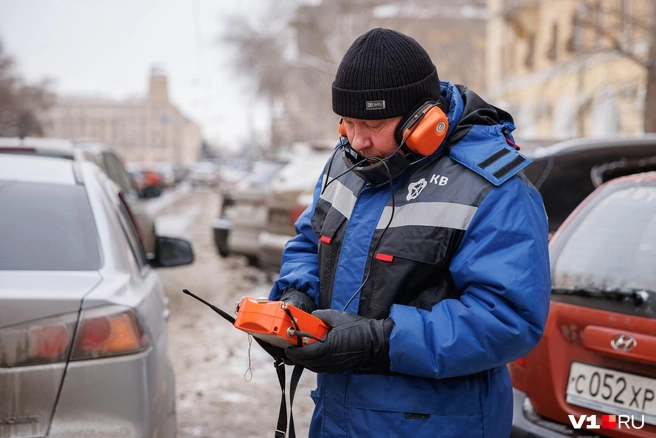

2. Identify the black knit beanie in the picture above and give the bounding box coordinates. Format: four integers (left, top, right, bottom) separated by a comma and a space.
332, 28, 441, 120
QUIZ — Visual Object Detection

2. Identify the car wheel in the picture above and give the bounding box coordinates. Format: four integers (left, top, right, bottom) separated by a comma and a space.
217, 240, 229, 257
246, 255, 259, 267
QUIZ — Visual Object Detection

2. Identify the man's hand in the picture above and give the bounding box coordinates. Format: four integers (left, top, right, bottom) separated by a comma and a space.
253, 289, 315, 365
280, 288, 316, 313
285, 309, 393, 374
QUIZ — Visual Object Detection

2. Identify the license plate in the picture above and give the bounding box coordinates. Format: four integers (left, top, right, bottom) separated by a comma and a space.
566, 362, 656, 426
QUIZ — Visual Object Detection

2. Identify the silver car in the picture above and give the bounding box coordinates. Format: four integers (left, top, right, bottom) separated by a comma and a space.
0, 153, 193, 437
0, 137, 158, 254
213, 159, 287, 265
258, 148, 333, 276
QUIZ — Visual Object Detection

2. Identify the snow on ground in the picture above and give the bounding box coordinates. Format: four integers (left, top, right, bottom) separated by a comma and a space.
154, 188, 315, 438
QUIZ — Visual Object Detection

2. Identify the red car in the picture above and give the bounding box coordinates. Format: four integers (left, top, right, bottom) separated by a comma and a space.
511, 172, 656, 437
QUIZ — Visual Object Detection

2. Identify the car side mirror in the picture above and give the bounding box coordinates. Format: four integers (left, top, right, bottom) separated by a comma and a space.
149, 236, 194, 268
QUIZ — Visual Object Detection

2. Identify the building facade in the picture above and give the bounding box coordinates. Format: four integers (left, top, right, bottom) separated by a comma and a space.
486, 0, 654, 140
42, 68, 203, 164
269, 0, 488, 150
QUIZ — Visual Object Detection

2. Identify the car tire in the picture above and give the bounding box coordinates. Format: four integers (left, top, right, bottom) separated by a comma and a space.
246, 255, 259, 267
217, 240, 229, 257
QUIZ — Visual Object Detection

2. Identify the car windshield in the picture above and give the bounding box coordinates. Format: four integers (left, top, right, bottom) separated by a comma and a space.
0, 181, 102, 270
241, 161, 287, 185
192, 162, 217, 173
550, 180, 656, 292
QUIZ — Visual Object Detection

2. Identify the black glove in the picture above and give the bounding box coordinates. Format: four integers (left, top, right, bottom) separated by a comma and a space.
280, 288, 316, 313
285, 309, 394, 374
253, 289, 316, 365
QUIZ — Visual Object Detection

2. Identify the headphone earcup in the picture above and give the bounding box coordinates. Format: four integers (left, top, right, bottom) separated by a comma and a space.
397, 103, 448, 156
338, 118, 348, 139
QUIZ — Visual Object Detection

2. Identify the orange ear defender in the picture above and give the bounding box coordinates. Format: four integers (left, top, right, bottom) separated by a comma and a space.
398, 102, 449, 156
338, 118, 348, 138
337, 102, 448, 157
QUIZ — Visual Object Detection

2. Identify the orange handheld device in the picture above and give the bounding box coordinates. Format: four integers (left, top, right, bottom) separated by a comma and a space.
182, 289, 328, 348
234, 296, 329, 348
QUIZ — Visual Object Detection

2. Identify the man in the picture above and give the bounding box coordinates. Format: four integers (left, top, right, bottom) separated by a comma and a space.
268, 28, 551, 438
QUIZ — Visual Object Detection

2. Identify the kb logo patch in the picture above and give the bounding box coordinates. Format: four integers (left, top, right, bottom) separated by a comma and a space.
406, 178, 427, 201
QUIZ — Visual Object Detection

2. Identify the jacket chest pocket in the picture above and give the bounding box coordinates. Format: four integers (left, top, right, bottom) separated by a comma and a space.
313, 207, 348, 309
360, 227, 463, 318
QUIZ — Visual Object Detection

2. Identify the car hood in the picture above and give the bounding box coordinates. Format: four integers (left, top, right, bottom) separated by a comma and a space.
0, 271, 102, 328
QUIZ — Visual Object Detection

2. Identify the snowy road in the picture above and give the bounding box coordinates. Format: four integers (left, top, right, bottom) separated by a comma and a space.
151, 187, 315, 438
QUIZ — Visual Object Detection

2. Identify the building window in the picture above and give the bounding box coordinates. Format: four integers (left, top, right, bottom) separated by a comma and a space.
547, 22, 559, 61
525, 34, 536, 68
591, 85, 619, 136
500, 45, 506, 78
620, 0, 631, 46
593, 0, 602, 49
567, 13, 580, 53
553, 96, 576, 139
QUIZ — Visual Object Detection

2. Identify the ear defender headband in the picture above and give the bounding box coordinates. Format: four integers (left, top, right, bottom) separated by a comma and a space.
336, 100, 448, 185
338, 101, 448, 157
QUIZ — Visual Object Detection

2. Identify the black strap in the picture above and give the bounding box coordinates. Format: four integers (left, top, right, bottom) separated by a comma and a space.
274, 363, 304, 438
493, 155, 527, 179
275, 360, 287, 438
288, 365, 304, 438
477, 148, 510, 169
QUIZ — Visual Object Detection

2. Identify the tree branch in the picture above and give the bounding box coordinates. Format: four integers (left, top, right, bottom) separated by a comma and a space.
577, 17, 649, 70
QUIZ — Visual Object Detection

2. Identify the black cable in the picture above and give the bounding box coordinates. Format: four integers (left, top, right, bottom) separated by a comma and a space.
281, 305, 303, 347
321, 139, 368, 195
327, 116, 420, 192
342, 157, 396, 312
326, 118, 429, 312
287, 329, 325, 343
320, 145, 341, 195
282, 305, 326, 344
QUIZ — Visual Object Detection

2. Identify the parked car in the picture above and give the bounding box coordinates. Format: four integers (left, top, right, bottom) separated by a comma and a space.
0, 153, 194, 437
212, 159, 288, 264
510, 171, 656, 437
216, 160, 253, 219
188, 161, 220, 189
0, 137, 160, 254
125, 161, 166, 199
154, 161, 178, 188
258, 147, 334, 276
523, 135, 656, 233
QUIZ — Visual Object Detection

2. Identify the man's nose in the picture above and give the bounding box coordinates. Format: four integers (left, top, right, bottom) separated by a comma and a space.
349, 127, 372, 153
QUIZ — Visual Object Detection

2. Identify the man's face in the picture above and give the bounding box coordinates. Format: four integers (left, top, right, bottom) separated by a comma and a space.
342, 116, 403, 159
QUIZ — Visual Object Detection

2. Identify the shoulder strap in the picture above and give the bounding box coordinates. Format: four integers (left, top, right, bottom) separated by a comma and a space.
275, 363, 304, 438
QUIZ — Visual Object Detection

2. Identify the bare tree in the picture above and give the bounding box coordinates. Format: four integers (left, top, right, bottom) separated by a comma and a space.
220, 0, 487, 147
0, 40, 53, 137
575, 0, 656, 132
221, 5, 294, 101
220, 0, 391, 147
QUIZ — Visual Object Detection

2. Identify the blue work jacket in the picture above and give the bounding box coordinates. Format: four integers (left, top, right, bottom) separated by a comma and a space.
270, 81, 551, 438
